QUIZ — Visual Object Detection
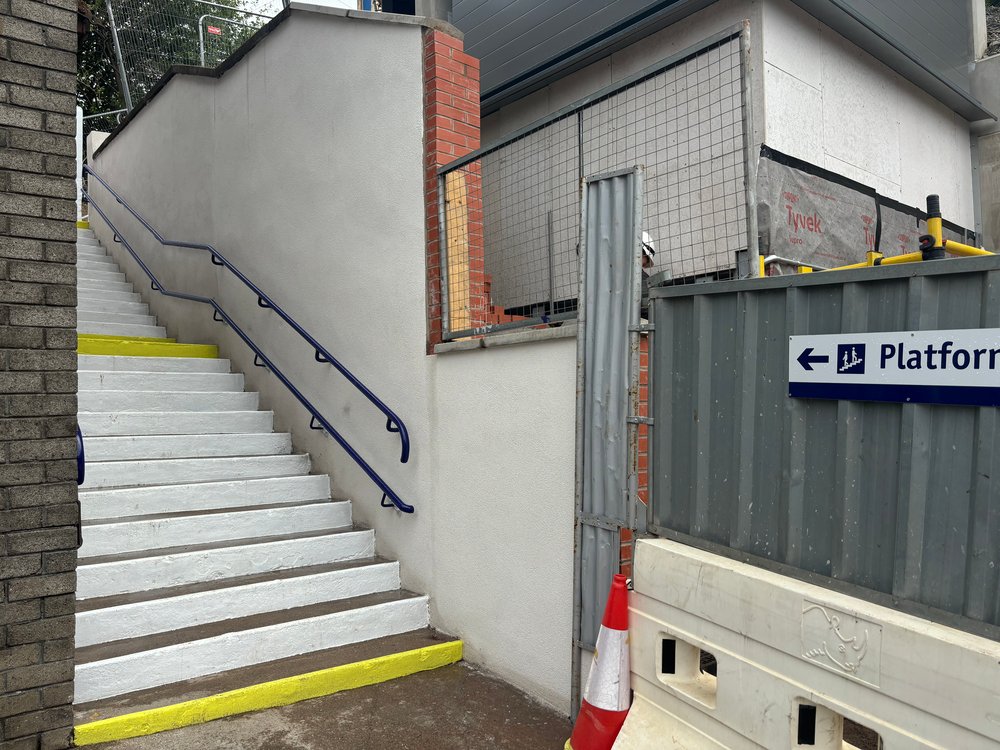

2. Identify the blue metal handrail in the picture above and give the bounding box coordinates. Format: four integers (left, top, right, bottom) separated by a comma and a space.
81, 168, 415, 513
76, 425, 85, 486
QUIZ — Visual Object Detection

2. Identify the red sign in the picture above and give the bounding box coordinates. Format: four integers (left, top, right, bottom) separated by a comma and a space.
207, 25, 222, 35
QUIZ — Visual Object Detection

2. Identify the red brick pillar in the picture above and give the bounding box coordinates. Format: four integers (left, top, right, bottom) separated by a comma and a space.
423, 29, 483, 352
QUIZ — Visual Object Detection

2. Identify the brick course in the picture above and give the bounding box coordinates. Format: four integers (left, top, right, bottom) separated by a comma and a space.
0, 0, 78, 745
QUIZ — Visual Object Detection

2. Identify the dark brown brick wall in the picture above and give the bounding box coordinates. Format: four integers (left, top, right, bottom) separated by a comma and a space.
0, 0, 78, 745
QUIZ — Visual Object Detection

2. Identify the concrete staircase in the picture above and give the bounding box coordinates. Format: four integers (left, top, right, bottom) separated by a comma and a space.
75, 227, 429, 705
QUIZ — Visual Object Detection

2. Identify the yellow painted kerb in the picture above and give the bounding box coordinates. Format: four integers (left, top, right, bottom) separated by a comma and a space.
74, 640, 463, 745
77, 219, 90, 229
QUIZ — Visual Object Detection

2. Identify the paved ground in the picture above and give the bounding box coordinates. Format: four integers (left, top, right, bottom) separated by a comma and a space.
87, 663, 572, 750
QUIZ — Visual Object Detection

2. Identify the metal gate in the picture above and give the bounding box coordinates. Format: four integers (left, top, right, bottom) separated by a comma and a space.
572, 168, 645, 710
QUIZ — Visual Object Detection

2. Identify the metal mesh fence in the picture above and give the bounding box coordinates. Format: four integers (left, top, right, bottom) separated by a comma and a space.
109, 0, 272, 104
439, 31, 752, 340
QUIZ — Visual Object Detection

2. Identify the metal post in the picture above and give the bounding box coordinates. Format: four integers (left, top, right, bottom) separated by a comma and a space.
106, 0, 133, 111
437, 173, 451, 341
739, 21, 759, 277
546, 210, 555, 315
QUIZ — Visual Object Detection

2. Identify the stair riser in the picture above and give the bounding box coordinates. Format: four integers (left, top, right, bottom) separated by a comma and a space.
77, 280, 134, 293
75, 596, 429, 702
78, 289, 141, 303
77, 530, 375, 599
78, 311, 158, 327
78, 269, 127, 283
80, 502, 351, 557
77, 258, 118, 270
79, 391, 258, 412
79, 475, 330, 521
79, 355, 228, 373
84, 433, 291, 460
77, 300, 149, 316
75, 562, 400, 647
78, 411, 270, 437
79, 372, 244, 393
77, 322, 167, 338
82, 454, 310, 489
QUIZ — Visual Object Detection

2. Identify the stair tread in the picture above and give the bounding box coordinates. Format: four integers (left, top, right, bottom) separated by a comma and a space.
78, 526, 357, 566
73, 628, 447, 719
76, 556, 393, 612
76, 589, 423, 664
80, 498, 341, 526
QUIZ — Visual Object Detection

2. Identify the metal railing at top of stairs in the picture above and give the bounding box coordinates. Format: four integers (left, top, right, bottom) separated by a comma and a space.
81, 165, 415, 513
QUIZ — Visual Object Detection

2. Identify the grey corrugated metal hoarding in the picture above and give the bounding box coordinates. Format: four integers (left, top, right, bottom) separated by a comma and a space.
648, 257, 1000, 637
572, 168, 643, 711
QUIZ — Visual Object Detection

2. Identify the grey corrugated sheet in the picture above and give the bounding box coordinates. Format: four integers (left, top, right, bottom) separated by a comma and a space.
577, 170, 641, 650
648, 257, 1000, 636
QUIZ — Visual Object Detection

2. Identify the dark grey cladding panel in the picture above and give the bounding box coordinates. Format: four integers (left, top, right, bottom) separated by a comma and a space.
452, 0, 706, 106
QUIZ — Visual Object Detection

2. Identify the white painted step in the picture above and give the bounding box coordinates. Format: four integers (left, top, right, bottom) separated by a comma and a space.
78, 268, 126, 283
78, 310, 158, 327
76, 560, 400, 647
78, 258, 117, 271
77, 322, 167, 338
79, 371, 244, 392
78, 299, 149, 315
77, 248, 111, 260
78, 288, 142, 303
79, 410, 271, 438
74, 594, 429, 702
82, 453, 311, 489
79, 474, 331, 520
78, 355, 224, 372
79, 390, 258, 412
77, 528, 375, 598
77, 237, 99, 246
80, 501, 352, 557
77, 279, 134, 294
84, 432, 291, 460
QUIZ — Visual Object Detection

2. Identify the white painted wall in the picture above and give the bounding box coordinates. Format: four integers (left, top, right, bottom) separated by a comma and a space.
89, 8, 577, 713
760, 0, 975, 226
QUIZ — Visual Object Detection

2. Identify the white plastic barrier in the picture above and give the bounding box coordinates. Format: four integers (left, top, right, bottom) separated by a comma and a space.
614, 539, 1000, 750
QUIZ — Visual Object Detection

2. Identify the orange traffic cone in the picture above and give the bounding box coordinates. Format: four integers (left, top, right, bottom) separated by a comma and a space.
566, 574, 631, 750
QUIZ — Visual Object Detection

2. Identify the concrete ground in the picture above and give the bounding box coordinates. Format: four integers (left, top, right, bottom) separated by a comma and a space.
86, 662, 572, 750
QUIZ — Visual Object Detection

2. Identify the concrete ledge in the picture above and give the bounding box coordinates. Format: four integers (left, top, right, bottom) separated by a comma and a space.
434, 323, 577, 354
94, 4, 460, 160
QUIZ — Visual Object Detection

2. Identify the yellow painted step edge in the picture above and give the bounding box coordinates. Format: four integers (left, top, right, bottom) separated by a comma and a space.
77, 219, 90, 229
74, 640, 463, 746
78, 337, 218, 359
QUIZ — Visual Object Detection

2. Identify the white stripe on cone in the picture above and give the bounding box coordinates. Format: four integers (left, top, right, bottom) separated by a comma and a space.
584, 626, 630, 711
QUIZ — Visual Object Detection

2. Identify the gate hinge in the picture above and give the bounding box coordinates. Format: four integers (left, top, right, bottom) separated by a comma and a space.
627, 416, 654, 425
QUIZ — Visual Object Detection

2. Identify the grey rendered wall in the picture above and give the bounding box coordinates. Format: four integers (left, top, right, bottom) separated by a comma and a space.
648, 258, 1000, 636
88, 8, 578, 712
0, 0, 80, 746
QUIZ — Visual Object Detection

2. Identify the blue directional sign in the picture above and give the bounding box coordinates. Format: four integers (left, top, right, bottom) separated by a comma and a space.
788, 329, 1000, 407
